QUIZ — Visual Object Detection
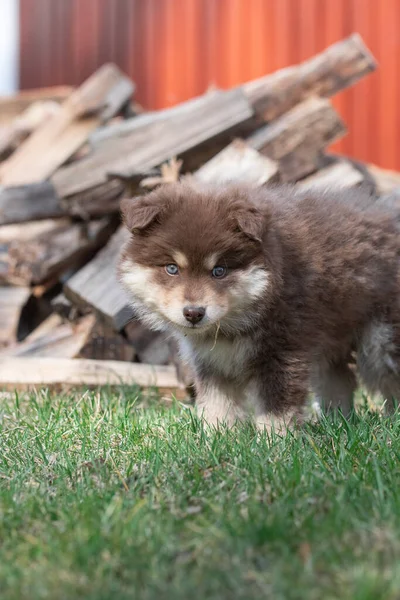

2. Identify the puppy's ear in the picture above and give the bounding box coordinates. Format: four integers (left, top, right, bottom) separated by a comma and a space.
120, 196, 162, 233
235, 207, 265, 242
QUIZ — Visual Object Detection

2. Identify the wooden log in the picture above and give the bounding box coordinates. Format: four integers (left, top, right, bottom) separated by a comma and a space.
0, 100, 60, 159
65, 179, 125, 218
0, 314, 95, 358
77, 319, 135, 362
0, 182, 65, 225
0, 65, 134, 186
298, 158, 364, 191
0, 286, 30, 347
248, 97, 346, 182
243, 33, 376, 121
63, 226, 133, 331
51, 89, 253, 198
0, 86, 73, 126
1, 217, 116, 285
0, 314, 135, 362
0, 357, 181, 392
0, 217, 70, 243
194, 139, 278, 186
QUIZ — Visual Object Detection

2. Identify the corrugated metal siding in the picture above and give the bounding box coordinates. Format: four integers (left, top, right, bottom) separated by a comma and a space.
18, 0, 400, 170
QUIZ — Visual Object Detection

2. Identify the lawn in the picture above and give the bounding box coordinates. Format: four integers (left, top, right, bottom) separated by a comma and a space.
0, 388, 399, 600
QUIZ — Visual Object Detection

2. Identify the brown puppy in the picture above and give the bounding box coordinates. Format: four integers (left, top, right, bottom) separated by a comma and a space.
119, 181, 400, 431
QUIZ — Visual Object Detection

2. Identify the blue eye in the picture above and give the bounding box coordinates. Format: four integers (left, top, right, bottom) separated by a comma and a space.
212, 266, 227, 279
165, 264, 179, 276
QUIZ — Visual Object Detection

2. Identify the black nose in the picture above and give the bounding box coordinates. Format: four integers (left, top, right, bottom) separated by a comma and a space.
183, 306, 206, 325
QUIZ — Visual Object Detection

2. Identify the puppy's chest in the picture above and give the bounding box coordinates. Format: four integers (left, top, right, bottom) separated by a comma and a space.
179, 335, 255, 379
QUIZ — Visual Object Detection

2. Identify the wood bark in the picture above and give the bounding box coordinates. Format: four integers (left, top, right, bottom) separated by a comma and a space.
243, 33, 376, 121
0, 65, 134, 185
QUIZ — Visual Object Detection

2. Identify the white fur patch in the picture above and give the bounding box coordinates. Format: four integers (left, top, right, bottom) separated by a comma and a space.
178, 333, 255, 379
196, 382, 243, 427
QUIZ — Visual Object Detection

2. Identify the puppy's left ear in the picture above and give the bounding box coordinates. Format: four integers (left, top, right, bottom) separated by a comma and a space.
235, 207, 265, 242
120, 196, 162, 233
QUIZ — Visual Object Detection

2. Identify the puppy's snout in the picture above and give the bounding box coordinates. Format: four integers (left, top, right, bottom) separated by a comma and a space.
183, 306, 206, 325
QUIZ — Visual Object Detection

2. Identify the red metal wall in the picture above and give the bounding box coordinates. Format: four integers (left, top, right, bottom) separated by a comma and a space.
19, 0, 400, 170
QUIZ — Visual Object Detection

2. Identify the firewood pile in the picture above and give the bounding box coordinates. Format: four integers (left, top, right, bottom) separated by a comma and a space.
0, 33, 399, 392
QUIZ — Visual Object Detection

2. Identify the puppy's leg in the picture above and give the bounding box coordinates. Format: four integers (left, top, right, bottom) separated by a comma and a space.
357, 321, 400, 414
311, 359, 356, 418
195, 379, 245, 428
255, 351, 310, 433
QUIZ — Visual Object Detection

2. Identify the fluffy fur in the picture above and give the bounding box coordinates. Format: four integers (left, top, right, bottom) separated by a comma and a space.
119, 181, 400, 430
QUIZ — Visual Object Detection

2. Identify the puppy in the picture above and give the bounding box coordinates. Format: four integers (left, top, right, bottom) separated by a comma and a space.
118, 181, 400, 431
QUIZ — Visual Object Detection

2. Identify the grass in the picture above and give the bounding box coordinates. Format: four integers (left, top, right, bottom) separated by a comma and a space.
0, 388, 400, 599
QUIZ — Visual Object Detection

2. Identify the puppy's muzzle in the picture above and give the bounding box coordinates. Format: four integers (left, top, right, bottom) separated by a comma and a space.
183, 306, 206, 325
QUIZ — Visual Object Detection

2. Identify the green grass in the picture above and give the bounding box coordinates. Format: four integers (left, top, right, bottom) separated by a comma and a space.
0, 388, 400, 599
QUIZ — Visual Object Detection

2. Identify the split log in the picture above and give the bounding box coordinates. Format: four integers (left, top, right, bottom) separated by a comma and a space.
0, 182, 65, 225
51, 293, 78, 320
0, 100, 60, 159
194, 139, 278, 186
1, 217, 116, 285
0, 357, 181, 393
248, 97, 346, 181
52, 89, 253, 198
0, 217, 70, 243
64, 179, 125, 218
0, 64, 134, 186
0, 314, 135, 362
298, 158, 364, 191
63, 227, 133, 331
243, 33, 376, 121
0, 314, 96, 358
78, 319, 135, 362
0, 86, 73, 126
0, 286, 30, 347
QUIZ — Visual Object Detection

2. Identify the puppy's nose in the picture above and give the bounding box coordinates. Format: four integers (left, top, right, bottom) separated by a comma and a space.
183, 306, 206, 325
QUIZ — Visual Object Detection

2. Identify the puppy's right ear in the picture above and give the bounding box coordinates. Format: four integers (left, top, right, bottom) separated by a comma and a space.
120, 196, 162, 233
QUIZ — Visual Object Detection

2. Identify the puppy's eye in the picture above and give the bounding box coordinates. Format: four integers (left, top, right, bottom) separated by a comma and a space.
165, 264, 179, 276
212, 266, 227, 279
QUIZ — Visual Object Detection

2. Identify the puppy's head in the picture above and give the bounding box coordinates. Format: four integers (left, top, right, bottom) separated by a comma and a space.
119, 182, 276, 336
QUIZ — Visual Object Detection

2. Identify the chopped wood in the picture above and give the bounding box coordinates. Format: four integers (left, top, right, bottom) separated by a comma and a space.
51, 293, 77, 320
0, 357, 181, 392
0, 100, 60, 159
0, 64, 134, 186
63, 227, 133, 331
248, 97, 346, 181
366, 163, 400, 195
194, 139, 278, 186
1, 218, 116, 285
0, 313, 135, 362
0, 314, 96, 359
0, 217, 70, 243
243, 33, 376, 121
0, 286, 30, 347
78, 320, 135, 362
0, 86, 73, 125
0, 182, 65, 225
64, 179, 125, 218
298, 158, 364, 191
52, 89, 253, 198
